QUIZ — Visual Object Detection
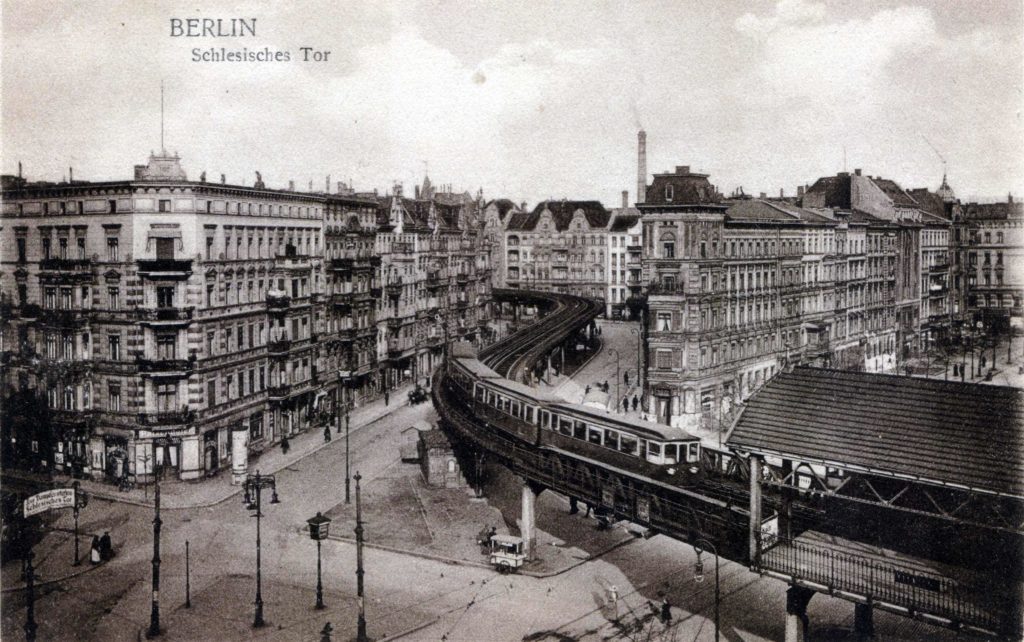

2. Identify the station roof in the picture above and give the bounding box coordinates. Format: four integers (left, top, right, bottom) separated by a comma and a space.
727, 367, 1024, 497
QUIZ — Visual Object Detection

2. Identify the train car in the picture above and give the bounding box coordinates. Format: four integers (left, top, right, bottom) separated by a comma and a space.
471, 374, 561, 446
449, 355, 501, 400
540, 401, 703, 486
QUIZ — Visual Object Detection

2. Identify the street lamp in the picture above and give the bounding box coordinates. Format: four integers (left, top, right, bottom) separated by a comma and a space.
147, 436, 177, 638
607, 348, 621, 413
354, 472, 368, 642
693, 538, 720, 642
307, 512, 332, 610
336, 399, 351, 504
243, 471, 281, 628
629, 327, 642, 393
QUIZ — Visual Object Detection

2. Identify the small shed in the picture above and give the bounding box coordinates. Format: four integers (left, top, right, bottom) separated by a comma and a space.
418, 429, 466, 489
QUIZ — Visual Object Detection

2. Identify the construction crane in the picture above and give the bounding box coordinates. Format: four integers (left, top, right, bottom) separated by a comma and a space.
922, 135, 947, 175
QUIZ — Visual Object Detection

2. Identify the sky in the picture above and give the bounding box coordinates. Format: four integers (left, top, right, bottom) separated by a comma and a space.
2, 0, 1022, 206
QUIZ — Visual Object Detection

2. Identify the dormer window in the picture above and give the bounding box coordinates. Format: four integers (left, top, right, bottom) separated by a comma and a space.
665, 184, 674, 201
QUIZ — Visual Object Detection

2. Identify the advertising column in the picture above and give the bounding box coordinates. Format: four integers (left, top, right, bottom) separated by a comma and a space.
231, 423, 248, 485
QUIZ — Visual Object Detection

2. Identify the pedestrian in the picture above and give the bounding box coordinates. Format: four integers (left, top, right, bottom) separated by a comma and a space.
624, 371, 629, 386
323, 425, 331, 442
632, 395, 639, 412
585, 384, 591, 395
660, 597, 672, 624
622, 396, 629, 412
90, 535, 101, 564
584, 502, 593, 518
385, 390, 390, 406
602, 379, 609, 392
569, 496, 579, 514
477, 525, 491, 554
952, 363, 958, 377
281, 435, 290, 454
99, 531, 113, 561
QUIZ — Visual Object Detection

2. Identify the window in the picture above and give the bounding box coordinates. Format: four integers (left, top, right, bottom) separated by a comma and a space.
665, 184, 674, 201
657, 312, 672, 331
60, 287, 72, 309
206, 237, 215, 260
156, 383, 177, 412
156, 334, 176, 360
108, 383, 121, 411
208, 380, 217, 408
42, 238, 52, 260
16, 238, 26, 263
660, 232, 676, 259
107, 287, 119, 309
157, 286, 175, 309
108, 334, 121, 360
156, 237, 175, 259
59, 238, 68, 259
158, 199, 171, 213
107, 237, 119, 261
656, 349, 672, 369
77, 237, 86, 259
44, 287, 56, 308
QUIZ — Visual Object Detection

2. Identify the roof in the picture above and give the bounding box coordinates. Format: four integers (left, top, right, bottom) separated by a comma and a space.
803, 175, 851, 209
506, 200, 609, 232
727, 367, 1024, 497
644, 169, 720, 206
485, 199, 518, 220
420, 429, 452, 449
962, 201, 1024, 221
907, 188, 953, 221
870, 177, 919, 208
609, 212, 640, 232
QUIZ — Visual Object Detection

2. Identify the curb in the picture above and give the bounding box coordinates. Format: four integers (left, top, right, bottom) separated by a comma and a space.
7, 396, 414, 512
378, 615, 443, 641
2, 557, 108, 593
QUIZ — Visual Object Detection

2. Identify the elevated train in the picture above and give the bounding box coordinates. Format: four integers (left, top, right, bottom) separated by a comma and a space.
446, 343, 704, 489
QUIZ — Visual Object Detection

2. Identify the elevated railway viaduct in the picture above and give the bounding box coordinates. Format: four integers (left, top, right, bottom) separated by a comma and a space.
434, 290, 1023, 641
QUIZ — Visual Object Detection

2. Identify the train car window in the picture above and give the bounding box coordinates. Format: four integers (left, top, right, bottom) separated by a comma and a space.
558, 416, 573, 436
488, 391, 495, 407
475, 385, 485, 401
687, 442, 699, 462
664, 444, 678, 465
619, 434, 638, 455
573, 421, 586, 440
603, 430, 619, 450
647, 442, 662, 463
525, 406, 535, 424
540, 410, 549, 429
511, 400, 520, 418
587, 426, 603, 445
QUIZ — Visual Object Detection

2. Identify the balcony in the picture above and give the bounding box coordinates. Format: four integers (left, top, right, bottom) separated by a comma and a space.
647, 280, 687, 296
136, 357, 195, 376
392, 242, 414, 255
333, 300, 352, 314
135, 307, 195, 326
38, 258, 94, 275
337, 327, 356, 342
370, 286, 383, 298
38, 308, 89, 328
385, 281, 403, 300
369, 256, 382, 267
330, 258, 353, 273
274, 254, 312, 271
137, 409, 195, 427
137, 259, 193, 279
266, 293, 291, 310
387, 317, 404, 330
267, 338, 292, 355
454, 297, 469, 309
455, 272, 469, 285
267, 384, 291, 400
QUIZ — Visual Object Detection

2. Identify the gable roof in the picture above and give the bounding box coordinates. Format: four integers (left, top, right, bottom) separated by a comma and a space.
727, 367, 1024, 497
804, 175, 852, 209
870, 177, 919, 208
485, 198, 518, 220
506, 200, 609, 231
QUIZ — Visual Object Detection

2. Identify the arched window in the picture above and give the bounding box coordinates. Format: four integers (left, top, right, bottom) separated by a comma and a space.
660, 232, 676, 259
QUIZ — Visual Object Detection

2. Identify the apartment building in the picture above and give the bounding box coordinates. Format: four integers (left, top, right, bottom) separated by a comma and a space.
606, 208, 642, 319
504, 200, 610, 300
0, 157, 493, 486
638, 165, 909, 430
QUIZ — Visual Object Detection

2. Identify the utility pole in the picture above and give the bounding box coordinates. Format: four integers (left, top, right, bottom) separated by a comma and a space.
354, 472, 368, 642
72, 481, 81, 566
185, 541, 191, 609
24, 550, 37, 641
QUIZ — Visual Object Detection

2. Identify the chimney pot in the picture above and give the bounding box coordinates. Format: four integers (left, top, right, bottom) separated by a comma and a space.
289, 180, 295, 191
854, 168, 862, 176
622, 190, 629, 208
797, 186, 805, 197
676, 166, 690, 174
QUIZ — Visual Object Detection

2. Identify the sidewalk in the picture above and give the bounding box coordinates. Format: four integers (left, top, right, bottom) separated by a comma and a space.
913, 335, 1024, 389
2, 382, 417, 511
1, 528, 107, 593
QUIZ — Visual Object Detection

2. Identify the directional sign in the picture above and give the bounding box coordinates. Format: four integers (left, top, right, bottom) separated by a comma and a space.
23, 488, 75, 517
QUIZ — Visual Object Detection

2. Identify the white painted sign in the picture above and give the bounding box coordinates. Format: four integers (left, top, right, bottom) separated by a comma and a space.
23, 488, 75, 517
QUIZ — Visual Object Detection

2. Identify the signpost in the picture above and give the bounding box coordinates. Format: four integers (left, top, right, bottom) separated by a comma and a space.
23, 489, 75, 517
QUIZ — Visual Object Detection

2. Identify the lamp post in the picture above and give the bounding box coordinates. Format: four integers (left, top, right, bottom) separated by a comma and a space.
630, 327, 642, 393
354, 472, 368, 642
307, 512, 332, 610
24, 550, 36, 641
607, 348, 621, 413
243, 471, 281, 628
693, 538, 720, 642
71, 481, 88, 566
146, 469, 162, 638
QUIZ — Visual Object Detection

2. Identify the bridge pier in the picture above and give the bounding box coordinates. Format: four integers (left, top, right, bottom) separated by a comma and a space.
854, 603, 874, 640
520, 480, 546, 560
785, 586, 815, 642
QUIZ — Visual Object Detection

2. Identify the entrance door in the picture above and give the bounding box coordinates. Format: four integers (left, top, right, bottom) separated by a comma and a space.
657, 396, 671, 425
155, 443, 179, 478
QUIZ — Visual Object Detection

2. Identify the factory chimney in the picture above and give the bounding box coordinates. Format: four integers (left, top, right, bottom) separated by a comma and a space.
622, 190, 628, 209
636, 129, 647, 205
